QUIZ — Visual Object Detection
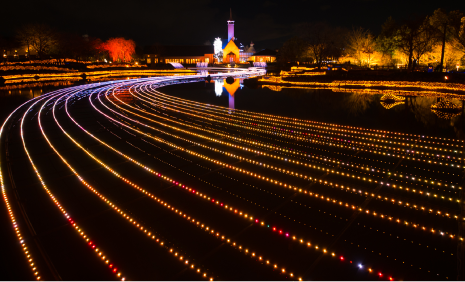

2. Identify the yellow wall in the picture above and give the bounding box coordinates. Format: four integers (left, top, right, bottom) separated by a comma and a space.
223, 40, 240, 63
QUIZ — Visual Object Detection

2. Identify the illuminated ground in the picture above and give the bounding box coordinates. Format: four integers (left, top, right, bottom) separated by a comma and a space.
1, 70, 464, 281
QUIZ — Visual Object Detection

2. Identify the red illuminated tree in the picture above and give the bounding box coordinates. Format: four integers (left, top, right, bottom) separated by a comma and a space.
102, 37, 136, 62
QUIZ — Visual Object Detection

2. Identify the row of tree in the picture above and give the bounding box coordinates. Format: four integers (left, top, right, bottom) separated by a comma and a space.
279, 9, 465, 71
1, 24, 136, 63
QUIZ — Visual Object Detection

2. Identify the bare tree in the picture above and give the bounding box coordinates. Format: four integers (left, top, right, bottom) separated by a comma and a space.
301, 22, 346, 69
16, 24, 58, 59
460, 17, 465, 49
412, 18, 438, 67
395, 17, 429, 71
429, 9, 463, 71
347, 27, 376, 66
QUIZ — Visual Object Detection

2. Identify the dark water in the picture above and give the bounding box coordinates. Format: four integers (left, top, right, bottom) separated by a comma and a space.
0, 82, 77, 125
0, 77, 143, 125
160, 80, 465, 140
2, 79, 464, 140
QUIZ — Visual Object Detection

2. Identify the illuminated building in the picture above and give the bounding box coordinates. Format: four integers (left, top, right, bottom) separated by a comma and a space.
142, 9, 276, 65
218, 10, 274, 63
2, 47, 36, 60
222, 9, 240, 63
144, 45, 214, 65
250, 49, 277, 63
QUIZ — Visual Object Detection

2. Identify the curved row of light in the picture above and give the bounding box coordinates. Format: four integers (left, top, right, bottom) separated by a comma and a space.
20, 86, 125, 280
72, 81, 398, 280
0, 83, 128, 281
140, 82, 464, 183
35, 73, 454, 280
1, 71, 264, 280
97, 80, 454, 278
46, 87, 223, 280
101, 115, 450, 278
111, 88, 462, 228
89, 81, 457, 277
141, 83, 461, 161
133, 83, 462, 192
102, 86, 462, 230
57, 81, 304, 280
147, 81, 464, 148
97, 79, 454, 278
0, 92, 60, 281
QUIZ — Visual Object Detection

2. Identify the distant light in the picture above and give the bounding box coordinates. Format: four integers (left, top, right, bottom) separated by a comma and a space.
214, 37, 222, 57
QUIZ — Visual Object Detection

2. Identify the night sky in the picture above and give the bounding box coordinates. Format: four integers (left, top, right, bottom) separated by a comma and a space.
1, 0, 465, 50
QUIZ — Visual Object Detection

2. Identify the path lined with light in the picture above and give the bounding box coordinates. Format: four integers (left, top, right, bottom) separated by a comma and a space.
1, 69, 462, 280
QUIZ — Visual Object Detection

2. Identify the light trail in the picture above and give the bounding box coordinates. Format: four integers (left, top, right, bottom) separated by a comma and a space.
2, 68, 461, 280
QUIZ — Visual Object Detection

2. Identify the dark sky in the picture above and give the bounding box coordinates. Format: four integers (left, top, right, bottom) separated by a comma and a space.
1, 0, 465, 50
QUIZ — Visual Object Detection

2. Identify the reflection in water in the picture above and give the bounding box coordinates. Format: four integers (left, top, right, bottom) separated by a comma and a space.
451, 109, 465, 140
380, 93, 405, 110
431, 99, 462, 120
0, 87, 43, 100
343, 93, 374, 116
214, 78, 242, 110
261, 84, 465, 132
223, 78, 241, 96
380, 101, 404, 109
0, 81, 73, 92
229, 93, 235, 109
215, 79, 223, 97
407, 96, 439, 127
262, 85, 283, 91
159, 81, 465, 139
380, 93, 405, 102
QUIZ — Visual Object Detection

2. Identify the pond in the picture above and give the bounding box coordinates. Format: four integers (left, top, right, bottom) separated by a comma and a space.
160, 78, 465, 140
2, 76, 464, 140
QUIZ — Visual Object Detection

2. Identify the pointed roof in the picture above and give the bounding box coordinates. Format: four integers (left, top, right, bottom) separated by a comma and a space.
222, 38, 238, 50
229, 8, 233, 21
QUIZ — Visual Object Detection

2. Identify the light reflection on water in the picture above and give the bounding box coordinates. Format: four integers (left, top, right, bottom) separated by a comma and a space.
161, 80, 465, 140
2, 78, 464, 140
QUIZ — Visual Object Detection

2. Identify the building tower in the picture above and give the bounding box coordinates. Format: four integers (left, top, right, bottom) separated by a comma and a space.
227, 8, 234, 42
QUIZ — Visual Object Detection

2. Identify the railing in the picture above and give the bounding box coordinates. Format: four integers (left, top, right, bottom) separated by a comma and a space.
253, 62, 267, 68
196, 62, 208, 68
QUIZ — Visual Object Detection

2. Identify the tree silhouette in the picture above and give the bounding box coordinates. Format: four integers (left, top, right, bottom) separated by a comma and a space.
429, 9, 463, 71
395, 17, 431, 71
347, 27, 376, 66
301, 22, 346, 69
16, 24, 57, 59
